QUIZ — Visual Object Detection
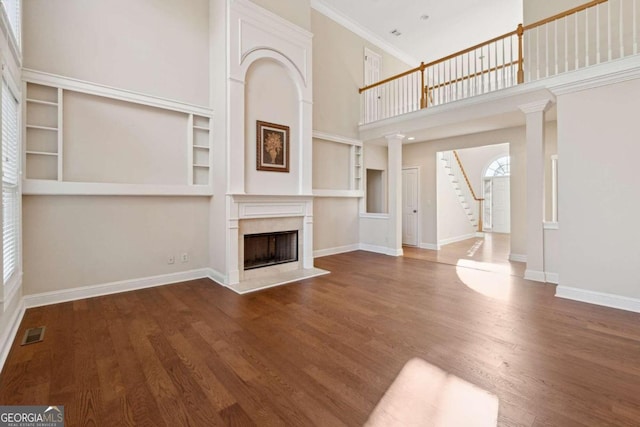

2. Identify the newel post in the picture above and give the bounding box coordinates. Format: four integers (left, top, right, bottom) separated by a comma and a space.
517, 24, 525, 84
419, 62, 426, 109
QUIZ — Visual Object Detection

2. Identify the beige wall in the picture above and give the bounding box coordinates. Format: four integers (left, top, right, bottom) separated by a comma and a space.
523, 0, 585, 25
312, 139, 351, 190
63, 93, 189, 185
244, 59, 300, 194
557, 78, 640, 299
23, 0, 210, 106
313, 198, 359, 251
311, 10, 410, 139
23, 196, 210, 295
249, 0, 311, 30
403, 127, 529, 255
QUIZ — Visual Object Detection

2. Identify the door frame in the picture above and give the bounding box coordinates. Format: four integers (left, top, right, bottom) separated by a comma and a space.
402, 166, 421, 247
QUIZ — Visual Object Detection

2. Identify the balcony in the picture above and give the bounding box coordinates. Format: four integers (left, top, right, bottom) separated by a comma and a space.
359, 0, 639, 126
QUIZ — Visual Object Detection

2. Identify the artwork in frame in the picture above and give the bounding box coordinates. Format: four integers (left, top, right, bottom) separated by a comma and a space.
256, 120, 290, 173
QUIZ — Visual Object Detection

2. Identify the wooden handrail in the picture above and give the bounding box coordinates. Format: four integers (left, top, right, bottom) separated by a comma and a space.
453, 151, 482, 202
523, 0, 608, 31
358, 64, 424, 93
427, 60, 519, 91
453, 150, 484, 232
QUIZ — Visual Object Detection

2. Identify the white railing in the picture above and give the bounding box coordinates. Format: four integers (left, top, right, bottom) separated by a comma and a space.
360, 0, 640, 125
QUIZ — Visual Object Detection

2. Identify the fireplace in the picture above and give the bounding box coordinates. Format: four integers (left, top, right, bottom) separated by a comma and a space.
244, 230, 298, 270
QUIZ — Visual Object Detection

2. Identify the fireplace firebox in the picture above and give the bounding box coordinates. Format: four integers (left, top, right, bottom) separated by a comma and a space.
244, 230, 298, 270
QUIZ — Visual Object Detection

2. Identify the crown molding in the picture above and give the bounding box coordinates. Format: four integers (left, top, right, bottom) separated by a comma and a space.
548, 55, 640, 96
310, 0, 419, 67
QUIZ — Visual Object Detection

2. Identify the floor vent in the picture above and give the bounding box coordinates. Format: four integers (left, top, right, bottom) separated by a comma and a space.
21, 326, 46, 346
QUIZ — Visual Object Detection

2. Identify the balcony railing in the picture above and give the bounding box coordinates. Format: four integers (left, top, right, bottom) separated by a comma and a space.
359, 0, 639, 124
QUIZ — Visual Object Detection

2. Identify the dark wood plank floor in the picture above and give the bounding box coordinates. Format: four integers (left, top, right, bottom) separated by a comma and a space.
2, 251, 640, 426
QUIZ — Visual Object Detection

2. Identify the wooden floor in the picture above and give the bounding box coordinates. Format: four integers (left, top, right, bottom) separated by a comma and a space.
2, 251, 640, 426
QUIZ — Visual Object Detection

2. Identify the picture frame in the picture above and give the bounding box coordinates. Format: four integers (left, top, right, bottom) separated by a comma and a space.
256, 120, 290, 172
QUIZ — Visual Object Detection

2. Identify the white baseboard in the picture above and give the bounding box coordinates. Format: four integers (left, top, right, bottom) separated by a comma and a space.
524, 269, 546, 282
24, 269, 211, 308
545, 272, 559, 284
0, 298, 25, 375
359, 243, 402, 256
314, 244, 360, 258
419, 243, 441, 250
206, 268, 227, 286
509, 253, 527, 262
438, 233, 476, 246
556, 286, 640, 313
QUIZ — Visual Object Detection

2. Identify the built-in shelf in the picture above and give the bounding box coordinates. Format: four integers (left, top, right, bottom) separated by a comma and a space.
24, 82, 62, 181
189, 114, 212, 186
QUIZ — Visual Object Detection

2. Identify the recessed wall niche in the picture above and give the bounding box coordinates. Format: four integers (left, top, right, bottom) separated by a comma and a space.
244, 58, 299, 195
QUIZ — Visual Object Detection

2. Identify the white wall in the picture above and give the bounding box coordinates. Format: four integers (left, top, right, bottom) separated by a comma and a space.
21, 0, 213, 295
22, 196, 210, 295
250, 0, 311, 30
314, 198, 359, 251
312, 139, 351, 190
558, 78, 640, 299
23, 0, 210, 106
311, 8, 408, 254
403, 127, 528, 254
436, 155, 476, 244
523, 0, 584, 25
244, 59, 300, 195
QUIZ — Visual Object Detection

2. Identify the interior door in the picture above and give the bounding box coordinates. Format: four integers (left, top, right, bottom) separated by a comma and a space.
491, 176, 511, 233
402, 168, 419, 246
364, 48, 381, 122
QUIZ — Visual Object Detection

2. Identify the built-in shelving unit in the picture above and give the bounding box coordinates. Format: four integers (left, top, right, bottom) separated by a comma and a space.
24, 83, 62, 181
352, 145, 362, 191
22, 69, 215, 196
188, 114, 212, 186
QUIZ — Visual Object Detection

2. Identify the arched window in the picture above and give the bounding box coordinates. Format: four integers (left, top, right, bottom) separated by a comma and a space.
485, 156, 510, 177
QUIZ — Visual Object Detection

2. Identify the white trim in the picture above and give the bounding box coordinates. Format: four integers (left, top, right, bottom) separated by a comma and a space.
206, 268, 227, 286
0, 2, 21, 67
545, 272, 559, 284
22, 69, 212, 116
310, 0, 419, 67
359, 243, 402, 256
548, 55, 640, 95
312, 130, 362, 147
313, 189, 363, 198
1, 272, 21, 309
359, 212, 390, 219
419, 242, 441, 251
438, 233, 476, 246
23, 269, 211, 308
556, 286, 640, 313
0, 300, 25, 374
22, 180, 213, 196
518, 99, 553, 114
543, 222, 559, 230
509, 253, 527, 262
524, 269, 546, 282
314, 244, 360, 258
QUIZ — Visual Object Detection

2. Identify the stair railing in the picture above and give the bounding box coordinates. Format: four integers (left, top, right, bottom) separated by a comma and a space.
358, 0, 639, 124
451, 151, 484, 232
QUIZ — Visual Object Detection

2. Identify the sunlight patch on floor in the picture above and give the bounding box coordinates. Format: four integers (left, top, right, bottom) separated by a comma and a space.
366, 357, 499, 426
455, 262, 514, 301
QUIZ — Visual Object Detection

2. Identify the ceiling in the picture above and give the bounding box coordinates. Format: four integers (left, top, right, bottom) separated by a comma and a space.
314, 0, 523, 65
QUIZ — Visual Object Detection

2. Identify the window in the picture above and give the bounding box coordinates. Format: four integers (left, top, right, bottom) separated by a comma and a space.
2, 77, 19, 285
0, 0, 21, 49
485, 156, 510, 177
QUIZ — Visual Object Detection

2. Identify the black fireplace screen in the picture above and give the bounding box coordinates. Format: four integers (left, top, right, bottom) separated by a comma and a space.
244, 230, 298, 270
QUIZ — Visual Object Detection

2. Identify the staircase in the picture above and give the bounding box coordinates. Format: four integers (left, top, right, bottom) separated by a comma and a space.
439, 151, 481, 230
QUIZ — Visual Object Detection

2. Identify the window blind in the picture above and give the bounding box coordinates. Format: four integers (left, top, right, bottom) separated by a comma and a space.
0, 0, 21, 49
2, 78, 19, 284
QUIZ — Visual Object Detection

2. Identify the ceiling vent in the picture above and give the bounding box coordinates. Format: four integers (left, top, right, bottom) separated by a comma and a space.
390, 29, 402, 36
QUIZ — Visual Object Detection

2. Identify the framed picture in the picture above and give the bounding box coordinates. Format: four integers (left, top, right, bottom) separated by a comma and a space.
256, 120, 289, 172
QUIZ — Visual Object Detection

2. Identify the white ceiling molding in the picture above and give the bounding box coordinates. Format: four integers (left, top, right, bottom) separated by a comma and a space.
310, 0, 419, 67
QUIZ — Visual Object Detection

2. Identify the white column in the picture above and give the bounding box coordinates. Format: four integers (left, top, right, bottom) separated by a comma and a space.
228, 78, 246, 195
519, 100, 553, 282
386, 134, 405, 256
300, 100, 313, 195
226, 196, 240, 286
303, 199, 314, 268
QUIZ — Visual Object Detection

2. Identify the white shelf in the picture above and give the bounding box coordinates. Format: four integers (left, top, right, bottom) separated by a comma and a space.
26, 151, 58, 156
193, 145, 209, 149
26, 124, 58, 131
23, 179, 214, 196
193, 164, 210, 168
26, 98, 58, 106
193, 125, 210, 131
